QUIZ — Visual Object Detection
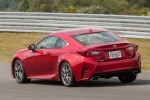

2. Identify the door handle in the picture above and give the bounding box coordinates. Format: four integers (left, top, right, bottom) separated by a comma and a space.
46, 52, 51, 55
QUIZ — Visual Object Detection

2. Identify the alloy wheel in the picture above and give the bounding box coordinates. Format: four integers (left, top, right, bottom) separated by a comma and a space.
60, 62, 77, 87
13, 59, 31, 83
14, 60, 24, 82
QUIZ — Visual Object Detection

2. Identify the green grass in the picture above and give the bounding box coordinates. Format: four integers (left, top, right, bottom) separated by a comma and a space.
0, 32, 150, 70
0, 32, 46, 62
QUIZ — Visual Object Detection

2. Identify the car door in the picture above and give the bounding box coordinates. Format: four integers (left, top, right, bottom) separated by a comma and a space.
25, 36, 58, 77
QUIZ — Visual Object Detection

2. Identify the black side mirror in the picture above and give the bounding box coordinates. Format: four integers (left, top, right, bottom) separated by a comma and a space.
28, 44, 35, 51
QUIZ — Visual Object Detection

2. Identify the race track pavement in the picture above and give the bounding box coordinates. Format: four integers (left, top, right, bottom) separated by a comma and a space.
0, 62, 150, 100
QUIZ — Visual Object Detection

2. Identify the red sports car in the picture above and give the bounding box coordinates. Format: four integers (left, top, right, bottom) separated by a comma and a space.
11, 28, 141, 87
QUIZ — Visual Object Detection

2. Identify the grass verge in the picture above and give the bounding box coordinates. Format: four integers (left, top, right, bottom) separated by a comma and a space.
0, 32, 46, 62
0, 32, 150, 70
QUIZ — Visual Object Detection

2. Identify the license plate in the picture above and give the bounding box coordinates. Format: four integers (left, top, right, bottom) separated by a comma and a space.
109, 50, 121, 59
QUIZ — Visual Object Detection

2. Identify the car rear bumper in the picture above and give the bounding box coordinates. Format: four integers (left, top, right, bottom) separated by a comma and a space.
90, 68, 141, 80
80, 51, 141, 81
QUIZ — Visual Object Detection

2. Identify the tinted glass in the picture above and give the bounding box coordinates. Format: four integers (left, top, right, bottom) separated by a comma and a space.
54, 38, 67, 48
36, 36, 58, 49
72, 31, 122, 45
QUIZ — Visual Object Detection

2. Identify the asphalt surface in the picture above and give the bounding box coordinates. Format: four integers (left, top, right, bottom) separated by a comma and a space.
0, 62, 150, 100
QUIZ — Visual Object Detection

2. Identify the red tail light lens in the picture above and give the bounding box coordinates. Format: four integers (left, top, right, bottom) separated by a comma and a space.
125, 44, 138, 58
127, 45, 138, 51
77, 51, 101, 57
86, 51, 100, 56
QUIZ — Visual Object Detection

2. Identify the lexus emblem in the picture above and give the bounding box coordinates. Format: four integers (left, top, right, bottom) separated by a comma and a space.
113, 45, 117, 48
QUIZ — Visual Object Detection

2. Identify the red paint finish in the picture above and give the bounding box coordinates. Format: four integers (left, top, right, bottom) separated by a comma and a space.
11, 28, 141, 82
88, 29, 92, 33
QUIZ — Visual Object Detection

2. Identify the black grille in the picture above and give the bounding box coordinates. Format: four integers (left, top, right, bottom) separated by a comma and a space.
82, 69, 90, 78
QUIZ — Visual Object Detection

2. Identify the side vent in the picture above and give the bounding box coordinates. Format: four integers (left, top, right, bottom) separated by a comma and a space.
82, 69, 90, 78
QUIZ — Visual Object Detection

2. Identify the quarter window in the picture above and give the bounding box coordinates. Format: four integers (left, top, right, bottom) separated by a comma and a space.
54, 38, 67, 48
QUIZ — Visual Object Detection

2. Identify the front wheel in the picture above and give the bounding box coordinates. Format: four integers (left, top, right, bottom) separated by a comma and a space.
14, 59, 31, 83
118, 74, 137, 83
60, 62, 77, 87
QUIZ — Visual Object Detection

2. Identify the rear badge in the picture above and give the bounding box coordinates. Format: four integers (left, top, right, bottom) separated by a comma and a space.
113, 45, 117, 48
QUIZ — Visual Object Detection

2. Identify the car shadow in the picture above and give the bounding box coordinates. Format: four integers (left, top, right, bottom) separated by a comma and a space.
30, 80, 63, 86
30, 78, 150, 87
79, 79, 150, 87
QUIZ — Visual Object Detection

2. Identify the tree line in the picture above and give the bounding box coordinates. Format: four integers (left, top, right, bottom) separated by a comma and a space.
0, 0, 150, 15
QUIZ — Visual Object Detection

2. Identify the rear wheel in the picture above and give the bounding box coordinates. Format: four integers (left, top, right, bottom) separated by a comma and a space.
118, 74, 137, 83
14, 59, 31, 83
60, 62, 77, 87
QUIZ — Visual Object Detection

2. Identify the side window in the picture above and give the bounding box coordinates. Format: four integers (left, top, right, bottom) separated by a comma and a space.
36, 36, 58, 49
54, 38, 67, 48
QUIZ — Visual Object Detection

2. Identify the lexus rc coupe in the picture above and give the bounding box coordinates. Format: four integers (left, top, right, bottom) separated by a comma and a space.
11, 28, 141, 87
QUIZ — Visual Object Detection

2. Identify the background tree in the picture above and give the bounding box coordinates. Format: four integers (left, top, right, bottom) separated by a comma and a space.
0, 0, 21, 11
27, 0, 55, 12
18, 0, 29, 11
139, 0, 150, 8
0, 0, 149, 15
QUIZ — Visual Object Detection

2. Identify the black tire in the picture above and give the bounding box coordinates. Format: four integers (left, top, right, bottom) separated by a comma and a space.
13, 59, 31, 83
118, 74, 137, 83
60, 62, 78, 87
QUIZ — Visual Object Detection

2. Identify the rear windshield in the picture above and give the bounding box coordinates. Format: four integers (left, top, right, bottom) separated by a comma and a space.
72, 31, 122, 45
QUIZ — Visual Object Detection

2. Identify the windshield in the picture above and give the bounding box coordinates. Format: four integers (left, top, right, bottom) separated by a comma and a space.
72, 31, 122, 45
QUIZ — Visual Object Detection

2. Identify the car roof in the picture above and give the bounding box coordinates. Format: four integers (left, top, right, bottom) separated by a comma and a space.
48, 27, 108, 36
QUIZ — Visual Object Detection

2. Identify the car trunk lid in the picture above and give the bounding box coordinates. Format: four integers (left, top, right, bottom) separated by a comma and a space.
78, 41, 135, 62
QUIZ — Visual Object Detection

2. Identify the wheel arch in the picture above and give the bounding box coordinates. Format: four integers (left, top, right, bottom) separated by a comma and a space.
58, 54, 83, 82
58, 60, 70, 81
11, 57, 21, 78
11, 57, 25, 78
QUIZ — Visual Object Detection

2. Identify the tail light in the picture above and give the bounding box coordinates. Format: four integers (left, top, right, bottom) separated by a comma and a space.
77, 51, 101, 57
127, 45, 138, 51
86, 51, 100, 56
125, 44, 138, 58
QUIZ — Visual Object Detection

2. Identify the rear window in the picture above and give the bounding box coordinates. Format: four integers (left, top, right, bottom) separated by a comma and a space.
72, 31, 122, 45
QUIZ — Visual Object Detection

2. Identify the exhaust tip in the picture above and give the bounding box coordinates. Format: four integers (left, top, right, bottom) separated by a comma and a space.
133, 71, 139, 74
90, 76, 101, 81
